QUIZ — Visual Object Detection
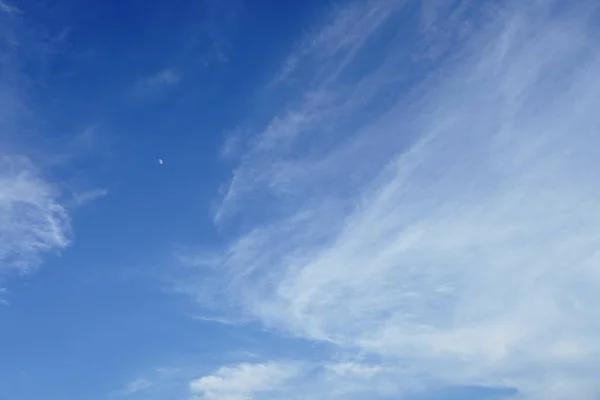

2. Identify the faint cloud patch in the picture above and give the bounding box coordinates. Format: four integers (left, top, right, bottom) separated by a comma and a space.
0, 287, 8, 306
145, 69, 181, 86
68, 125, 100, 153
0, 1, 20, 14
129, 68, 181, 102
219, 129, 246, 162
114, 378, 153, 396
71, 188, 108, 206
194, 0, 243, 68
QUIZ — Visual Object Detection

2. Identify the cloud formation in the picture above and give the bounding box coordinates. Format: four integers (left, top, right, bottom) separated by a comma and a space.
0, 156, 71, 273
189, 362, 300, 400
71, 188, 108, 206
182, 0, 600, 399
0, 4, 73, 275
114, 378, 154, 396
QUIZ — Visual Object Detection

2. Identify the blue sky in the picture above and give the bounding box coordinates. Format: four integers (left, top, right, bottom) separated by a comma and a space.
1, 0, 600, 399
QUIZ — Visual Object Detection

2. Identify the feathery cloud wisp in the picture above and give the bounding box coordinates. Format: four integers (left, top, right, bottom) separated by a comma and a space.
0, 156, 71, 273
183, 0, 600, 399
1, 6, 74, 275
71, 188, 108, 206
114, 379, 154, 396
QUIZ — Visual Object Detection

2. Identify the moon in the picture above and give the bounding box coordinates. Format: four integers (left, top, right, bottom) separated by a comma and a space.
158, 159, 164, 165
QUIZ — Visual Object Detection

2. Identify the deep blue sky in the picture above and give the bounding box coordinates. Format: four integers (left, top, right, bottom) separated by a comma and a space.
1, 1, 599, 399
2, 1, 327, 398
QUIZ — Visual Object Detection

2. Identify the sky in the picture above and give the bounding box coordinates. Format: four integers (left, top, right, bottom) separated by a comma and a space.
1, 0, 600, 399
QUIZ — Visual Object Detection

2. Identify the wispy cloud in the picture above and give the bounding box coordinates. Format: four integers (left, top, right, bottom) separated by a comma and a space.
182, 0, 600, 398
0, 1, 20, 15
325, 361, 383, 379
0, 8, 73, 275
189, 362, 300, 400
114, 379, 154, 396
129, 68, 181, 101
0, 288, 8, 306
0, 156, 71, 273
145, 69, 181, 87
0, 2, 80, 278
219, 128, 248, 162
71, 188, 108, 206
68, 125, 101, 153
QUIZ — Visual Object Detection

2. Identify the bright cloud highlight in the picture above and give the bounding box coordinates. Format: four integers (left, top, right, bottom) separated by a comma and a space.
183, 1, 600, 399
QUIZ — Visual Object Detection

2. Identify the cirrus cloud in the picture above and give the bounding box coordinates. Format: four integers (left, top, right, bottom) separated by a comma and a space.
181, 0, 600, 399
0, 155, 71, 273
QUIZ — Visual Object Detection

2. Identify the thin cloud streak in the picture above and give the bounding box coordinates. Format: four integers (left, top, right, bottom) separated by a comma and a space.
0, 156, 71, 274
71, 188, 108, 206
185, 0, 600, 399
114, 378, 154, 396
0, 1, 19, 15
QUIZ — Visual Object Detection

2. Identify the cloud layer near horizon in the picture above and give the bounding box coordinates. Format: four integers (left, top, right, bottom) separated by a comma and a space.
184, 1, 600, 399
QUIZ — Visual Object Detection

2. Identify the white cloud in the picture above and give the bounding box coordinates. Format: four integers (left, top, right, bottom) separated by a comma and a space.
0, 4, 73, 275
72, 188, 108, 206
183, 0, 600, 399
0, 155, 71, 273
270, 0, 402, 87
189, 362, 300, 400
115, 378, 154, 396
325, 362, 382, 379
